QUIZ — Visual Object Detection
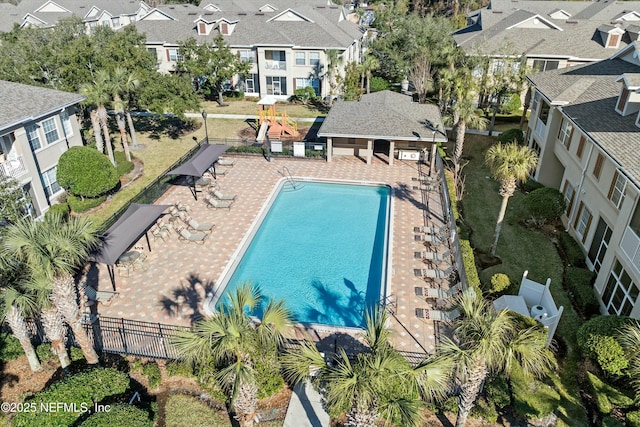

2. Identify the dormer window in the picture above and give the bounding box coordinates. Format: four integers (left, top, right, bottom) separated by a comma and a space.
599, 25, 625, 48
608, 33, 621, 48
220, 22, 228, 35
615, 73, 640, 116
617, 87, 630, 112
198, 22, 206, 35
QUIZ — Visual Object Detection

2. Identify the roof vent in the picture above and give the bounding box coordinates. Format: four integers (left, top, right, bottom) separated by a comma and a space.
330, 5, 338, 8
188, 12, 197, 15
566, 20, 578, 23
256, 12, 264, 15
204, 12, 213, 15
317, 6, 326, 8
79, 5, 85, 8
492, 10, 503, 14
238, 12, 247, 15
169, 6, 175, 9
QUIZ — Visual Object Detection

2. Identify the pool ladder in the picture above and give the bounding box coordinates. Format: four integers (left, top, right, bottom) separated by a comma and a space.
281, 166, 302, 191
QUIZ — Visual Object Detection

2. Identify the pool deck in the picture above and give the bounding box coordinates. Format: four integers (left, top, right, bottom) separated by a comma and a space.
84, 154, 451, 355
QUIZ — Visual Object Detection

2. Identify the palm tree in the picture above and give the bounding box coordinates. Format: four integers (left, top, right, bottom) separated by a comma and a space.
484, 142, 538, 256
0, 272, 41, 372
360, 55, 380, 94
171, 283, 292, 427
618, 321, 640, 400
1, 214, 101, 364
81, 71, 115, 166
326, 49, 344, 106
110, 67, 140, 160
437, 290, 555, 427
451, 95, 488, 191
282, 308, 452, 427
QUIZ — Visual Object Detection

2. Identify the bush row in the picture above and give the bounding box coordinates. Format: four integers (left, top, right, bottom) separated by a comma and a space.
565, 266, 599, 318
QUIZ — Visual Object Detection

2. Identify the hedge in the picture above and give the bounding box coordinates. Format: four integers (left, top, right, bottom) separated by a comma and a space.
57, 146, 119, 198
80, 404, 153, 427
141, 362, 161, 389
13, 368, 129, 427
68, 194, 107, 213
525, 187, 566, 223
460, 239, 481, 292
44, 203, 70, 221
490, 273, 510, 293
577, 315, 633, 376
558, 232, 586, 267
497, 128, 524, 145
520, 178, 545, 194
565, 266, 599, 318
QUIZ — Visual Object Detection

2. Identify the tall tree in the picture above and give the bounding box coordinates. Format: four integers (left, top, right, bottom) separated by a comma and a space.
172, 283, 292, 427
81, 71, 115, 166
1, 214, 101, 365
110, 67, 140, 161
326, 49, 344, 105
359, 55, 380, 94
438, 290, 556, 427
339, 62, 363, 101
408, 51, 432, 104
177, 35, 250, 106
484, 142, 538, 256
282, 308, 452, 427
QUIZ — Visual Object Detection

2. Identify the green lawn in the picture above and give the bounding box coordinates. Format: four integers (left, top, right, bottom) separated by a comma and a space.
200, 99, 327, 118
460, 134, 588, 426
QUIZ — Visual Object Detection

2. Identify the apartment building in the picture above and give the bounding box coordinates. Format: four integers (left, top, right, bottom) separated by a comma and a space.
134, 1, 365, 100
0, 81, 85, 219
525, 42, 640, 318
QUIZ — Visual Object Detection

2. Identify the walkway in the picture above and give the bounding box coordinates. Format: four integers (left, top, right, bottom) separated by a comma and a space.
283, 382, 329, 427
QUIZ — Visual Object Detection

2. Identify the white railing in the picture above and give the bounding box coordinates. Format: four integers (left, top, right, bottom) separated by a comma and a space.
264, 60, 286, 70
621, 226, 640, 275
0, 156, 27, 179
534, 117, 547, 140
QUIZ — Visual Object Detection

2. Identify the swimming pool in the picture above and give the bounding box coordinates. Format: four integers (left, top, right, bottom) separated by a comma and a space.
212, 179, 391, 328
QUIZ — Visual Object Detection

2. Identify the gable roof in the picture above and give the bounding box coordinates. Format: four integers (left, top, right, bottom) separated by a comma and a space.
0, 80, 85, 131
318, 91, 447, 142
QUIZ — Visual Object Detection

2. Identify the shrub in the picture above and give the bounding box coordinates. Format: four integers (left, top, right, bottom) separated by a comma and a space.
520, 178, 545, 193
470, 396, 498, 423
35, 343, 55, 361
490, 273, 510, 293
558, 232, 586, 267
525, 187, 566, 223
57, 146, 119, 198
485, 375, 511, 409
254, 356, 284, 399
165, 395, 230, 427
114, 151, 134, 176
369, 76, 390, 92
80, 403, 153, 427
577, 315, 633, 376
0, 334, 25, 361
460, 239, 481, 292
70, 346, 85, 362
627, 410, 640, 427
497, 127, 524, 145
45, 203, 70, 221
500, 94, 522, 114
292, 86, 317, 104
13, 368, 130, 427
565, 267, 599, 318
67, 194, 107, 213
142, 362, 162, 389
166, 360, 195, 378
602, 416, 626, 427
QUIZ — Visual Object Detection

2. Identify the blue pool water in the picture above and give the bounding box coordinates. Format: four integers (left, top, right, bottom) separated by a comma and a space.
219, 181, 390, 328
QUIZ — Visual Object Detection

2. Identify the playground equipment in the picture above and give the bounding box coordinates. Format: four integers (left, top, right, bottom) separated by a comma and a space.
257, 101, 299, 142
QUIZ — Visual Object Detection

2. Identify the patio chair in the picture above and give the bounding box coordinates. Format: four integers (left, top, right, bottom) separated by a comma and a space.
415, 307, 460, 322
422, 233, 448, 248
150, 224, 170, 242
414, 250, 451, 265
83, 285, 118, 307
176, 226, 208, 244
174, 202, 190, 212
204, 196, 233, 209
217, 158, 235, 167
182, 214, 215, 233
211, 189, 236, 201
417, 175, 441, 184
415, 282, 462, 299
414, 225, 449, 238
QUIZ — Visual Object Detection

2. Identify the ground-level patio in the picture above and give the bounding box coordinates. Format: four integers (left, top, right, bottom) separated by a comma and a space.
83, 154, 452, 354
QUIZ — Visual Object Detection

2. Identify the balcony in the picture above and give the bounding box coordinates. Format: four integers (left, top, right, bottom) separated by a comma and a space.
534, 117, 547, 140
621, 227, 640, 276
0, 156, 27, 179
264, 60, 286, 71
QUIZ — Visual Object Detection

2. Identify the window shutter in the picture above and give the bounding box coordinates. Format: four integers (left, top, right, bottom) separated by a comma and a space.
608, 171, 619, 200
574, 202, 583, 229
557, 119, 564, 140
568, 191, 575, 218
567, 125, 574, 149
293, 79, 296, 90
577, 136, 586, 158
593, 153, 604, 179
166, 49, 170, 61
582, 213, 593, 243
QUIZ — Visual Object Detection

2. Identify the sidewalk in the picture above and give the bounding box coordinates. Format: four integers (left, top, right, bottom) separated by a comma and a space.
283, 382, 329, 427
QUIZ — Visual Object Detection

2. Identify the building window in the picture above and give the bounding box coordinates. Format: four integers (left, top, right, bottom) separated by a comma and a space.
562, 180, 575, 218
309, 52, 320, 67
26, 125, 41, 151
557, 118, 573, 149
41, 166, 61, 198
168, 48, 183, 62
588, 217, 612, 274
492, 59, 505, 74
42, 117, 59, 145
608, 171, 626, 209
198, 22, 207, 35
576, 135, 586, 159
243, 74, 259, 93
574, 201, 593, 243
19, 184, 34, 219
60, 111, 72, 137
532, 59, 560, 72
88, 21, 97, 29
239, 50, 255, 63
608, 33, 621, 48
220, 22, 229, 35
531, 91, 540, 115
295, 52, 305, 65
617, 88, 630, 112
112, 17, 120, 28
266, 76, 287, 95
530, 140, 541, 157
602, 260, 639, 316
593, 153, 604, 180
295, 78, 320, 95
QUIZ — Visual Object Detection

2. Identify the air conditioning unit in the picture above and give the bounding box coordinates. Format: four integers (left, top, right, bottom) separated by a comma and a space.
399, 150, 420, 161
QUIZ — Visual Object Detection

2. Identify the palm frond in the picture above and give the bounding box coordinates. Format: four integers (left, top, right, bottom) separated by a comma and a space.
379, 396, 424, 427
281, 340, 327, 385
363, 307, 392, 353
258, 298, 293, 347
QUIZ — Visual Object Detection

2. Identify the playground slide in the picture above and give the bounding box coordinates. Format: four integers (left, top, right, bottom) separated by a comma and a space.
281, 122, 298, 137
256, 121, 269, 142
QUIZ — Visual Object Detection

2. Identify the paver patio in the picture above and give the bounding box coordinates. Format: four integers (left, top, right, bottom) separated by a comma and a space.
83, 154, 453, 354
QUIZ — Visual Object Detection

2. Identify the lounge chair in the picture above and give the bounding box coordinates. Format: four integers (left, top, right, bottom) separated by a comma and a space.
177, 227, 208, 244
182, 214, 215, 233
415, 307, 460, 322
151, 224, 170, 242
217, 158, 235, 167
83, 285, 118, 307
414, 225, 449, 237
211, 189, 236, 201
414, 250, 451, 265
415, 283, 462, 299
204, 196, 233, 209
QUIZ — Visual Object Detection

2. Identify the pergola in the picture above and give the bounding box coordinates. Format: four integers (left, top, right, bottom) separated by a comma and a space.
317, 91, 447, 166
93, 203, 172, 289
168, 144, 231, 199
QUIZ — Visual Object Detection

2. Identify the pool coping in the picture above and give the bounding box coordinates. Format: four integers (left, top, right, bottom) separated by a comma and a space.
205, 176, 394, 334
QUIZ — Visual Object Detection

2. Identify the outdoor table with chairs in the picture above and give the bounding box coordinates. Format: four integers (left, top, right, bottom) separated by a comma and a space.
116, 249, 147, 276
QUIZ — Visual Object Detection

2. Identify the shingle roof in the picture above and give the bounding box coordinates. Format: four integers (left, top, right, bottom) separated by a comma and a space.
528, 57, 640, 184
454, 0, 640, 60
317, 91, 447, 142
0, 80, 84, 131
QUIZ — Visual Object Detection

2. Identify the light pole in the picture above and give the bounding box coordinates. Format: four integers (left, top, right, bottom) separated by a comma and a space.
430, 124, 438, 175
201, 110, 209, 144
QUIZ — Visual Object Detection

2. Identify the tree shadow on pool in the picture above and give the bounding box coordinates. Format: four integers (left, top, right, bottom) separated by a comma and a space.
302, 279, 375, 328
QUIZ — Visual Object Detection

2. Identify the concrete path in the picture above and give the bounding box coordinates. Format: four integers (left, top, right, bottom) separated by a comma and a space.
283, 382, 329, 427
